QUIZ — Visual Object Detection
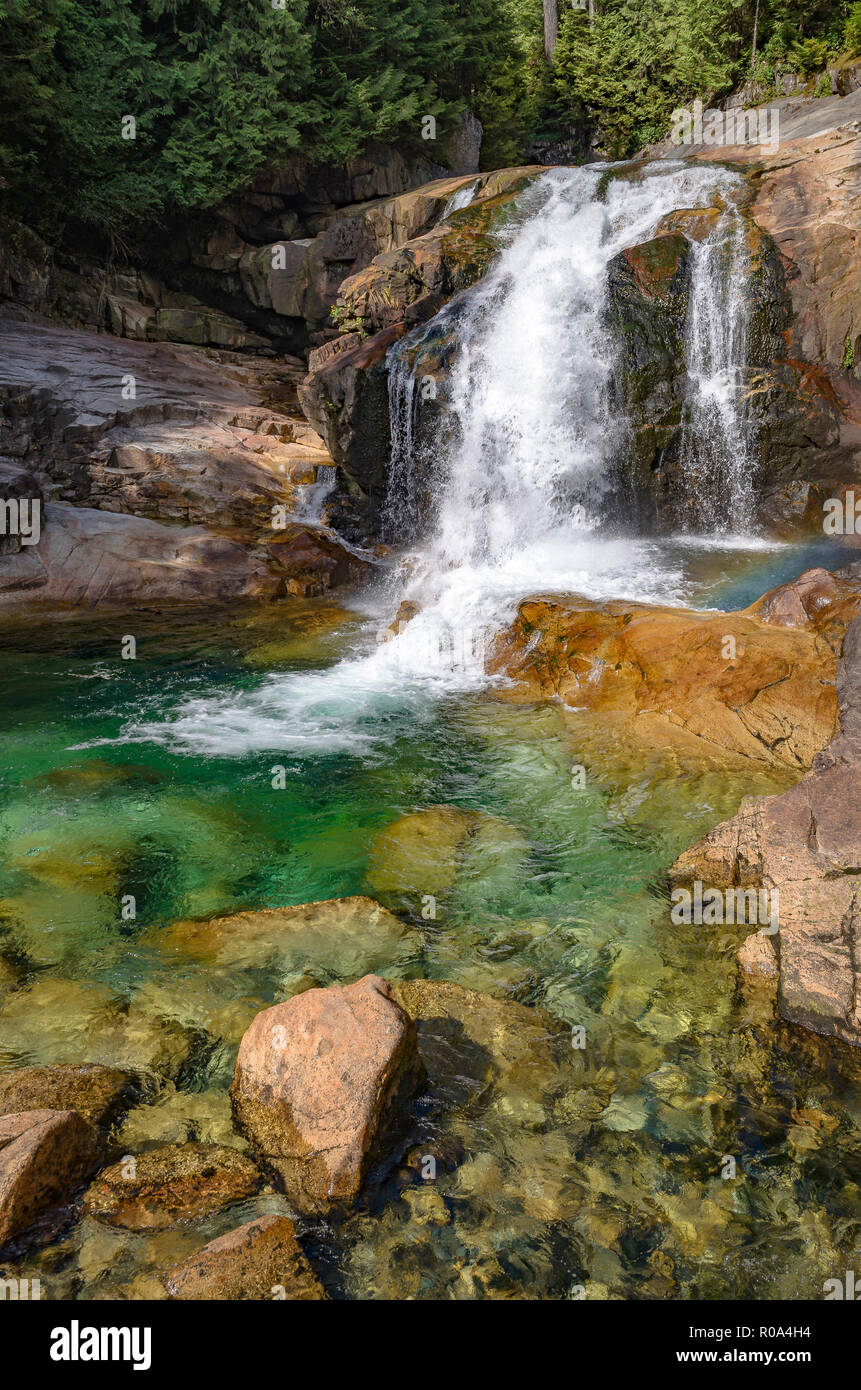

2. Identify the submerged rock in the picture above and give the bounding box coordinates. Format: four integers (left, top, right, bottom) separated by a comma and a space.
0, 1064, 140, 1129
164, 1213, 325, 1301
366, 805, 475, 896
365, 806, 529, 905
231, 974, 425, 1214
736, 932, 779, 996
160, 894, 419, 981
0, 1108, 100, 1251
388, 977, 567, 1112
82, 1142, 262, 1231
0, 977, 200, 1080
117, 1088, 246, 1152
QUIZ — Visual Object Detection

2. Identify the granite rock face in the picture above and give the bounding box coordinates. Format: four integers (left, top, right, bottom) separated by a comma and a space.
671, 611, 861, 1048
490, 567, 861, 770
0, 312, 371, 607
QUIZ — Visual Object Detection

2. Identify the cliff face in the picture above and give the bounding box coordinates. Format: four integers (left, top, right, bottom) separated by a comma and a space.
0, 145, 488, 609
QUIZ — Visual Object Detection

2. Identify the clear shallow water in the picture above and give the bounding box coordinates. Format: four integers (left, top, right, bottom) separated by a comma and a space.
0, 578, 859, 1301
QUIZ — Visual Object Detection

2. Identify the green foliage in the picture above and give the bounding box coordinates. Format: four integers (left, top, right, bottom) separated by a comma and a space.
551, 0, 855, 159
846, 2, 861, 54
553, 0, 741, 158
790, 36, 829, 76
0, 0, 540, 238
843, 333, 855, 370
3, 0, 858, 240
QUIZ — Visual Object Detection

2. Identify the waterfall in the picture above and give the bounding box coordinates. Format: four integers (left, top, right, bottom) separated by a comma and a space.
678, 209, 754, 531
382, 349, 423, 545
378, 163, 755, 679
122, 162, 764, 756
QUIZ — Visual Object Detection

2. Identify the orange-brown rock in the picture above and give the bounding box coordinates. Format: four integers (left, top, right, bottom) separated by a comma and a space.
0, 1108, 99, 1251
164, 1214, 326, 1301
230, 974, 425, 1215
670, 612, 861, 1048
488, 568, 861, 769
82, 1142, 262, 1231
615, 233, 689, 304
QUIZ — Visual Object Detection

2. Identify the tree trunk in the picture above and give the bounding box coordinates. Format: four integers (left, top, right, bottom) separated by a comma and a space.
543, 0, 558, 61
751, 0, 760, 68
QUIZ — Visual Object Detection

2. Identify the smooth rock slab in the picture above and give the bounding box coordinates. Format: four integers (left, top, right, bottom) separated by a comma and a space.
164, 1214, 325, 1300
231, 974, 425, 1214
82, 1142, 262, 1231
0, 1064, 140, 1128
0, 1108, 100, 1251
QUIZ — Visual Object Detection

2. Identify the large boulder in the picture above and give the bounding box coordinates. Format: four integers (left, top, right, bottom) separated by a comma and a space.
0, 1108, 100, 1251
82, 1142, 262, 1231
164, 1214, 325, 1300
231, 974, 426, 1214
489, 569, 861, 770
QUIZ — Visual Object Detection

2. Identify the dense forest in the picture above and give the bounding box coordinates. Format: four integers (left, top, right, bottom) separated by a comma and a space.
1, 0, 860, 241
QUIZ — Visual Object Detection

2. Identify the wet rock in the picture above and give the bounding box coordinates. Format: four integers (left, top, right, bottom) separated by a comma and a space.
164, 1214, 325, 1300
298, 325, 403, 532
671, 612, 861, 1047
83, 1143, 262, 1231
388, 977, 567, 1110
657, 206, 723, 243
0, 1064, 140, 1129
381, 598, 420, 639
736, 931, 779, 990
613, 231, 691, 305
490, 587, 857, 770
0, 1109, 100, 1251
161, 894, 419, 981
366, 805, 475, 897
231, 974, 425, 1214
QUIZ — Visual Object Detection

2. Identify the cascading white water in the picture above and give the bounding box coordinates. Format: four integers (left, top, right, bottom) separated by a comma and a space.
115, 163, 765, 756
441, 178, 481, 218
379, 163, 755, 680
678, 209, 754, 530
